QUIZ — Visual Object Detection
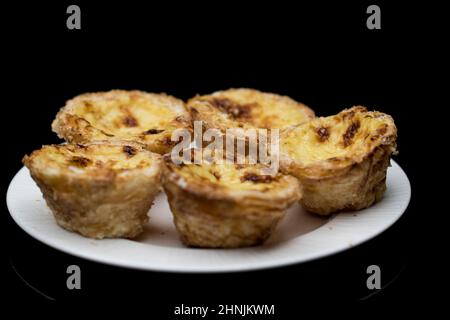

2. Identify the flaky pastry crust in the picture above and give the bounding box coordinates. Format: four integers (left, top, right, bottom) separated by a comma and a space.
280, 106, 397, 215
187, 88, 314, 131
23, 141, 162, 239
52, 90, 191, 154
162, 155, 302, 248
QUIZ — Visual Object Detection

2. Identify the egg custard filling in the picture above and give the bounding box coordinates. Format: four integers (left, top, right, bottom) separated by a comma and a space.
52, 90, 191, 154
187, 88, 314, 131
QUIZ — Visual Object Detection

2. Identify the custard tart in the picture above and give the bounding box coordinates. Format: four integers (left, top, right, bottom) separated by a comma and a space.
52, 90, 190, 154
23, 141, 162, 239
187, 88, 314, 131
161, 153, 302, 248
280, 106, 397, 215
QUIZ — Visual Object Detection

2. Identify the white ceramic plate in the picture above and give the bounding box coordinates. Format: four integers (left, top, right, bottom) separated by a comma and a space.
7, 161, 410, 273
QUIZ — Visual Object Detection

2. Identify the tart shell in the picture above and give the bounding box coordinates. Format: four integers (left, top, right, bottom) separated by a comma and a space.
280, 106, 397, 215
23, 141, 162, 239
52, 90, 191, 155
162, 159, 302, 248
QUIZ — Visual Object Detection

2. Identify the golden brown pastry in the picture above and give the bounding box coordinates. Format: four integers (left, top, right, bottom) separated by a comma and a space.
280, 106, 397, 215
23, 141, 162, 239
187, 88, 314, 131
162, 152, 302, 248
52, 90, 191, 154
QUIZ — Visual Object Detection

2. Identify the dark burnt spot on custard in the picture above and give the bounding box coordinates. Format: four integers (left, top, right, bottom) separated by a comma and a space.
144, 129, 164, 135
122, 116, 138, 127
343, 120, 360, 147
190, 108, 199, 116
162, 153, 176, 164
123, 145, 137, 157
68, 156, 92, 167
316, 126, 330, 142
210, 170, 221, 180
209, 98, 253, 119
342, 110, 355, 120
370, 124, 389, 141
377, 124, 388, 135
83, 101, 94, 111
161, 137, 176, 146
240, 172, 274, 183
175, 115, 189, 124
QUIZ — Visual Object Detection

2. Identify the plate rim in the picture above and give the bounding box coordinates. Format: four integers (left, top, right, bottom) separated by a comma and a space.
6, 160, 411, 273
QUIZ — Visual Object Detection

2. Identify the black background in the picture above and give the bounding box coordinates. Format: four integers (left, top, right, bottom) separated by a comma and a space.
2, 0, 440, 314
